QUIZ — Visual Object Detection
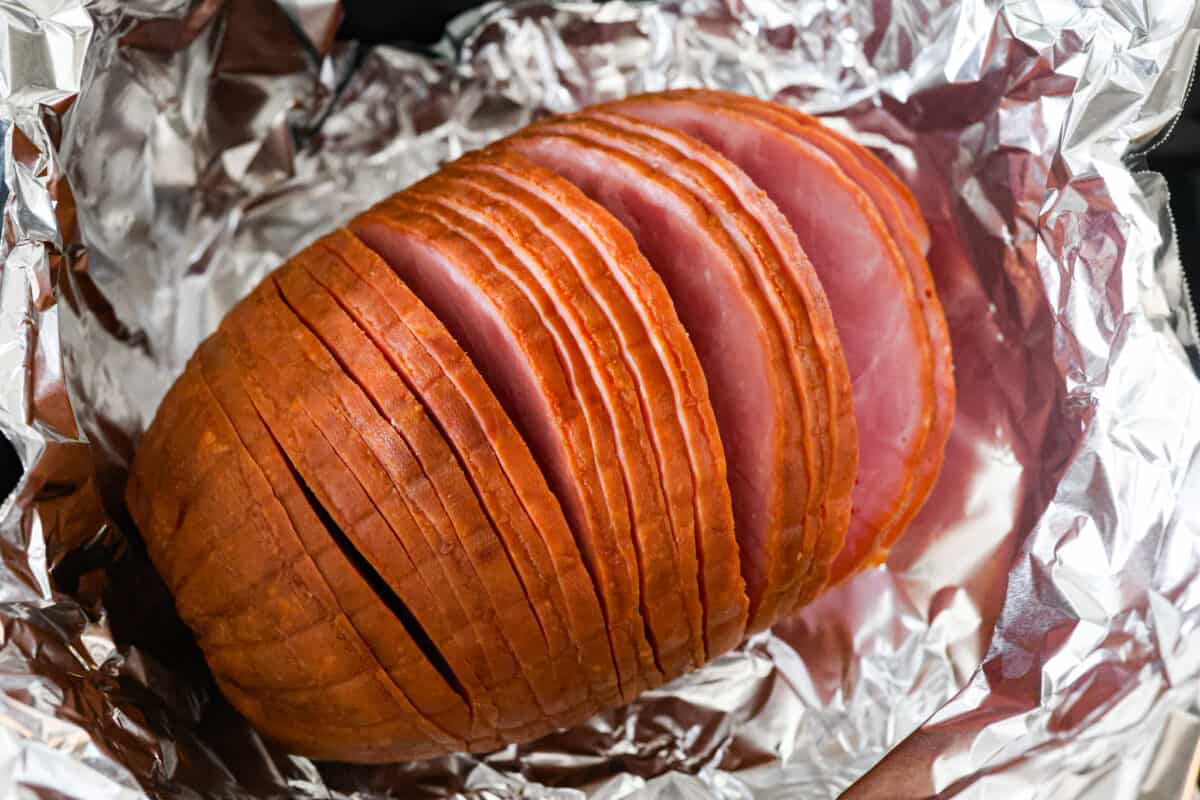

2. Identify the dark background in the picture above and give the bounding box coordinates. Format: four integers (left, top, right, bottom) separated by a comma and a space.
1, 3, 1197, 504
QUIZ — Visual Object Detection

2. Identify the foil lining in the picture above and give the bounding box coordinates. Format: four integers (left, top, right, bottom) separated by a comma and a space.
1, 0, 1199, 797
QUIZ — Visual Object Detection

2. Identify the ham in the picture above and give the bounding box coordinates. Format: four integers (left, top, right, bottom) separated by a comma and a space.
126, 88, 952, 762
451, 149, 748, 659
500, 127, 847, 631
310, 229, 621, 716
401, 169, 698, 679
605, 93, 939, 585
350, 205, 656, 701
125, 361, 470, 762
218, 286, 501, 743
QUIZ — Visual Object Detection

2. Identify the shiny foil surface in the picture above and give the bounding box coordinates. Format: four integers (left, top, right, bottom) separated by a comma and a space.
2, 0, 1199, 797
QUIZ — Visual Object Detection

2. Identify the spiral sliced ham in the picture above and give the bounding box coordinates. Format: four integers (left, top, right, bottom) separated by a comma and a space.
501, 127, 852, 628
604, 92, 940, 584
125, 89, 953, 763
451, 150, 748, 659
304, 230, 618, 721
394, 176, 696, 681
350, 204, 657, 701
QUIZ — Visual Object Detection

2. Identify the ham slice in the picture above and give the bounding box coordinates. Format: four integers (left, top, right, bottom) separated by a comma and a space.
350, 205, 656, 701
500, 127, 849, 631
400, 170, 696, 679
273, 254, 565, 732
524, 112, 857, 609
605, 93, 939, 585
217, 285, 505, 744
683, 92, 955, 562
309, 229, 621, 716
450, 149, 748, 659
125, 361, 470, 762
197, 334, 475, 741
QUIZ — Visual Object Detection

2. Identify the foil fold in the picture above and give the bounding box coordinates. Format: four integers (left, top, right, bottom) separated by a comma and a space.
1, 1, 1199, 798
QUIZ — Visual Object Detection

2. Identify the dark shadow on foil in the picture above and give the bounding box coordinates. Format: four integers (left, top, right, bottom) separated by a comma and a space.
52, 495, 316, 798
0, 436, 18, 505
339, 0, 485, 46
1147, 81, 1200, 374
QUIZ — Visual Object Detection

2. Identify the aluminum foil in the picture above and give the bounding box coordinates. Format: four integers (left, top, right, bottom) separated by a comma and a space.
2, 0, 1199, 797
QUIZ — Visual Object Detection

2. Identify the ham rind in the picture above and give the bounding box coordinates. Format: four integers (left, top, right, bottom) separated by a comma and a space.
217, 285, 504, 744
216, 677, 468, 763
273, 255, 563, 729
451, 150, 747, 659
125, 361, 469, 762
293, 242, 590, 729
501, 130, 812, 633
402, 171, 696, 679
196, 334, 479, 741
349, 206, 655, 701
311, 229, 621, 715
677, 92, 955, 565
534, 112, 856, 609
606, 95, 936, 586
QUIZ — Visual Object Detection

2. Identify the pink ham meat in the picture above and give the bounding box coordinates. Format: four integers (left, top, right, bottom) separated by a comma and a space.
399, 171, 697, 679
500, 127, 853, 631
691, 92, 956, 561
604, 92, 941, 586
349, 204, 658, 701
450, 149, 748, 659
522, 113, 858, 611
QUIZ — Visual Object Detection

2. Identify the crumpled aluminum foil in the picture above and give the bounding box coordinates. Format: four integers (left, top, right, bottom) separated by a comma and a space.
2, 0, 1199, 797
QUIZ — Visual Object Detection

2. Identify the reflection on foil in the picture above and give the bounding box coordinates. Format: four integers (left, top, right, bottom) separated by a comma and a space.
1, 0, 1199, 798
